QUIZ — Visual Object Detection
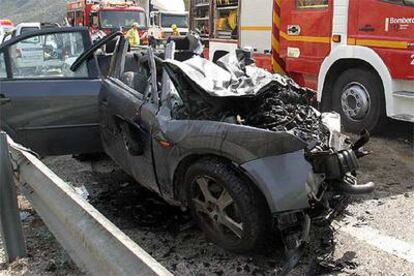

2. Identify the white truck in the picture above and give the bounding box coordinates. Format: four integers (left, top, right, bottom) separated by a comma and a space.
7, 23, 77, 77
137, 0, 189, 40
8, 23, 44, 73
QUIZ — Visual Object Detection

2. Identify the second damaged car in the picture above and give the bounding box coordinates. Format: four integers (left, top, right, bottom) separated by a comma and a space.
0, 28, 374, 255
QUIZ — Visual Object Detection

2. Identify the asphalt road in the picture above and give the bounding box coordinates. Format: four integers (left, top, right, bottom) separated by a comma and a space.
0, 121, 412, 275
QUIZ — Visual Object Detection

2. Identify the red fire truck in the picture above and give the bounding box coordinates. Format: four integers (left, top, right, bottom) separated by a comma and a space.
190, 0, 414, 132
66, 0, 148, 36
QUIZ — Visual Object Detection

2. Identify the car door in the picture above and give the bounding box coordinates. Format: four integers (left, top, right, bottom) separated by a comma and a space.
99, 36, 160, 193
0, 27, 102, 156
350, 0, 414, 80
280, 0, 333, 89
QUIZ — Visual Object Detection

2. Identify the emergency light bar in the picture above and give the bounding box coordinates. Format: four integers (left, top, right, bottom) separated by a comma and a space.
0, 19, 13, 26
99, 1, 136, 8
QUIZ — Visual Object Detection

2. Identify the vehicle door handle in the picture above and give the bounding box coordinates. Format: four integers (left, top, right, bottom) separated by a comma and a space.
0, 94, 11, 105
359, 25, 375, 32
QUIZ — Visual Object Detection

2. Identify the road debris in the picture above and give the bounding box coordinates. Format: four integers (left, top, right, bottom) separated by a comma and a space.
90, 182, 191, 232
311, 251, 359, 275
3, 128, 411, 276
73, 185, 89, 201
19, 211, 31, 222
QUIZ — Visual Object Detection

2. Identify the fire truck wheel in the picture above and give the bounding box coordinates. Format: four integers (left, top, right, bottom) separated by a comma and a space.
332, 68, 386, 133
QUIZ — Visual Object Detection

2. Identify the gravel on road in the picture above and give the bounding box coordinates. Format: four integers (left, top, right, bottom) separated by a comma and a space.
0, 121, 412, 275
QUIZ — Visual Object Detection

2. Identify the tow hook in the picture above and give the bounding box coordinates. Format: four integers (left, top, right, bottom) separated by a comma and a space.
352, 129, 371, 158
336, 173, 376, 194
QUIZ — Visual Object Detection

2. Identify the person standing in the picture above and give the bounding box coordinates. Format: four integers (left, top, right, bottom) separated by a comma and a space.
171, 24, 180, 36
126, 22, 141, 49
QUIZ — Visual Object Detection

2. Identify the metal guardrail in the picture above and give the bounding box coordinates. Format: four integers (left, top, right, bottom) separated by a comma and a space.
0, 132, 173, 276
0, 133, 27, 262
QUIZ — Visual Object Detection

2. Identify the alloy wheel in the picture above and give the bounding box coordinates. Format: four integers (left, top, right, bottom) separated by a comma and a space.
191, 176, 244, 239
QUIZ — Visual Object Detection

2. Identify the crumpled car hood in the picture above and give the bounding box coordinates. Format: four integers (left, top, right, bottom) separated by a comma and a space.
164, 53, 309, 98
164, 52, 334, 150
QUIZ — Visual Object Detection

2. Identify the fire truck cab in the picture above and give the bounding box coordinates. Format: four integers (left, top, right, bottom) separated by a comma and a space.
66, 0, 147, 35
196, 0, 414, 132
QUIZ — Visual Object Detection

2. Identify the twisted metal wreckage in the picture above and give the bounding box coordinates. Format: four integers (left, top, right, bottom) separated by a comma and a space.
161, 47, 375, 270
0, 27, 376, 274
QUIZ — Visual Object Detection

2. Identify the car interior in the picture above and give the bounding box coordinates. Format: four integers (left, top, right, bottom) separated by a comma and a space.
96, 34, 203, 97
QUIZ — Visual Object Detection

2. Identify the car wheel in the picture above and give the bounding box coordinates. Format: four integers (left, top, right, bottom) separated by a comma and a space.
120, 122, 143, 156
185, 158, 270, 253
332, 68, 386, 133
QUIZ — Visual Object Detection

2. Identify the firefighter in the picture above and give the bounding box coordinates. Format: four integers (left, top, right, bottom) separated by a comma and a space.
171, 24, 180, 36
126, 22, 141, 48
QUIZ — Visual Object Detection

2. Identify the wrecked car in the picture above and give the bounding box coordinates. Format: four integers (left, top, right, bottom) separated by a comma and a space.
0, 27, 375, 255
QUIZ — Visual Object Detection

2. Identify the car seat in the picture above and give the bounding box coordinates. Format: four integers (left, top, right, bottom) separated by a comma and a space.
169, 34, 203, 62
120, 52, 151, 93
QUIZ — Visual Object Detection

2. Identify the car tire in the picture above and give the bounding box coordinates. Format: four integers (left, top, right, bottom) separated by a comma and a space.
184, 158, 270, 253
332, 68, 386, 133
120, 122, 143, 156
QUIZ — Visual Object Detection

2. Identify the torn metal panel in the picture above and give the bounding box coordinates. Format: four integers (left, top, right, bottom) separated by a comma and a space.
165, 54, 292, 97
152, 117, 310, 205
240, 150, 314, 213
164, 52, 328, 150
158, 119, 307, 162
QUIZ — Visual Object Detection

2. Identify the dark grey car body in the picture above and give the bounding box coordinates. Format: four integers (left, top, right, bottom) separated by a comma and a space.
96, 39, 318, 211
0, 27, 370, 222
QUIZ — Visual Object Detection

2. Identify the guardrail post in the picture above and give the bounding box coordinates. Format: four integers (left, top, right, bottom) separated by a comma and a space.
0, 131, 27, 262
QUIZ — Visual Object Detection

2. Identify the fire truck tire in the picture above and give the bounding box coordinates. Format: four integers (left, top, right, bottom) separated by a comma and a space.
332, 68, 386, 133
185, 158, 271, 253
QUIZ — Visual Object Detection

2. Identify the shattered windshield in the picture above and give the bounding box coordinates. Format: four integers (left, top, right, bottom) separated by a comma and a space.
100, 11, 147, 29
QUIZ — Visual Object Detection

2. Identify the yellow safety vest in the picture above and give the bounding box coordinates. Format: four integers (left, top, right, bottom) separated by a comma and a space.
126, 29, 140, 47
172, 29, 180, 36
